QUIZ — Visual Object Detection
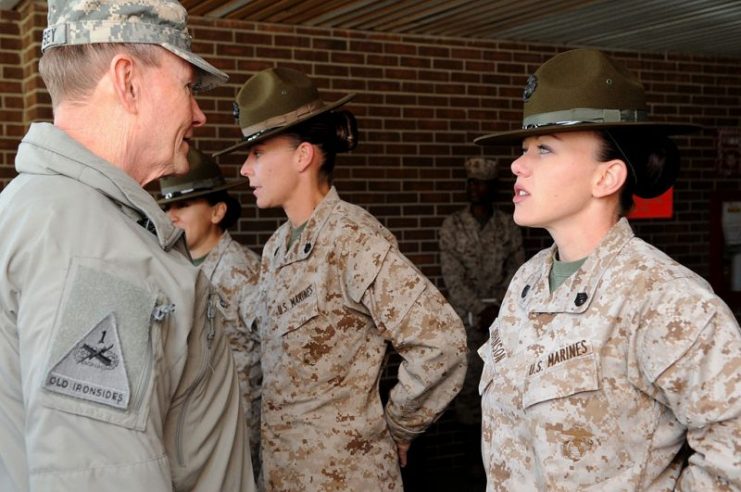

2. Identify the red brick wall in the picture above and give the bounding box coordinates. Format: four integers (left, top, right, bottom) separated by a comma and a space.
0, 1, 47, 189
0, 8, 23, 181
1, 8, 740, 300
194, 17, 741, 318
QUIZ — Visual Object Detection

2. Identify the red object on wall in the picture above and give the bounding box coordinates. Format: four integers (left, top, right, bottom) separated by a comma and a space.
628, 188, 674, 219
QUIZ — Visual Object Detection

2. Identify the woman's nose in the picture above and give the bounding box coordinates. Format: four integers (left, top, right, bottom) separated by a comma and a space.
511, 155, 527, 177
240, 157, 253, 177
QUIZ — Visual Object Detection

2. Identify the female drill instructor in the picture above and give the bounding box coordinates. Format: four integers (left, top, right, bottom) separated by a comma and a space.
475, 49, 741, 490
215, 67, 467, 491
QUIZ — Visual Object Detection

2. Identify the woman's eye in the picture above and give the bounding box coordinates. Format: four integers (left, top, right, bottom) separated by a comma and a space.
537, 145, 552, 154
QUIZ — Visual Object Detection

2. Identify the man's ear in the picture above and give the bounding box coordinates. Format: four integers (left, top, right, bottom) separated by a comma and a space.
110, 53, 139, 114
211, 201, 227, 225
294, 141, 316, 173
593, 159, 628, 198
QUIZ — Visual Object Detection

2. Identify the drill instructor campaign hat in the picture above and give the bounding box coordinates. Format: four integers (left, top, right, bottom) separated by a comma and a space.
158, 147, 246, 205
214, 67, 355, 157
474, 49, 700, 145
41, 0, 228, 92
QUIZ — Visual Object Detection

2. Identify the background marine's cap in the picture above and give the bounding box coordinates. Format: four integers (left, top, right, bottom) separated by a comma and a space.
41, 0, 228, 92
475, 48, 700, 145
158, 147, 246, 205
215, 67, 355, 157
464, 157, 498, 180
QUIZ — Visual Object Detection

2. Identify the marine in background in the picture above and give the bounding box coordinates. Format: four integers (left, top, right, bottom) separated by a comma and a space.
439, 156, 524, 483
439, 156, 524, 426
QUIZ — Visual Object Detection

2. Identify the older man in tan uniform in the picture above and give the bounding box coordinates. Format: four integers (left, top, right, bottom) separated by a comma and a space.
0, 1, 253, 490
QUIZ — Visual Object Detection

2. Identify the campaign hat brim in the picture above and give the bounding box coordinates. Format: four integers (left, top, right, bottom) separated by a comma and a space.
214, 93, 355, 158
475, 121, 702, 146
157, 178, 248, 205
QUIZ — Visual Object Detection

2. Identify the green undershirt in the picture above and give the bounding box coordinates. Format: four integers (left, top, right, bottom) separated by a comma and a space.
549, 255, 587, 293
287, 222, 307, 250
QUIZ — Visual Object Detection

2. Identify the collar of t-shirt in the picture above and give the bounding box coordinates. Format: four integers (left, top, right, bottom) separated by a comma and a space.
287, 222, 308, 251
549, 254, 587, 293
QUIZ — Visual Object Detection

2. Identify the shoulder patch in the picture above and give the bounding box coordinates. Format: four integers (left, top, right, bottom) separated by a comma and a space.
45, 312, 130, 409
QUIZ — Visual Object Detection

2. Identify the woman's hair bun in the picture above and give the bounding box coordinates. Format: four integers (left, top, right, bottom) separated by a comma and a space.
606, 128, 681, 199
332, 110, 358, 153
632, 134, 680, 198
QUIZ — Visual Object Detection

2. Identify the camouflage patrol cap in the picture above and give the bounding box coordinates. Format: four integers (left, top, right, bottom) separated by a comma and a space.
42, 0, 228, 92
158, 147, 246, 205
464, 157, 497, 180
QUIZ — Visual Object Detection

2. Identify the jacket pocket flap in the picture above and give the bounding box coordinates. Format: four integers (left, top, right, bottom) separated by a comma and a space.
275, 284, 320, 336
523, 352, 600, 409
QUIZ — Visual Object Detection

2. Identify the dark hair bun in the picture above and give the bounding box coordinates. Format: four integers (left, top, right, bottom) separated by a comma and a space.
220, 194, 242, 230
633, 135, 680, 198
332, 110, 358, 153
205, 190, 242, 230
607, 129, 680, 199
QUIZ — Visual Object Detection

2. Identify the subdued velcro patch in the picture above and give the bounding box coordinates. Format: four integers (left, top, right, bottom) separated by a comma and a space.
42, 260, 157, 430
45, 312, 130, 410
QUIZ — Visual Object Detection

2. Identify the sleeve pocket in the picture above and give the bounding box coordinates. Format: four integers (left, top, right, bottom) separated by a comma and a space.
40, 258, 160, 431
522, 353, 600, 409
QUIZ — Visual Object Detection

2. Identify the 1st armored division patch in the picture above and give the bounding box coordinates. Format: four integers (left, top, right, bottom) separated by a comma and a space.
44, 312, 130, 410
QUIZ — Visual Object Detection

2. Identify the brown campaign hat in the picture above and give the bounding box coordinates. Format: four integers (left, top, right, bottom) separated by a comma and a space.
214, 67, 355, 157
158, 147, 246, 205
475, 49, 700, 145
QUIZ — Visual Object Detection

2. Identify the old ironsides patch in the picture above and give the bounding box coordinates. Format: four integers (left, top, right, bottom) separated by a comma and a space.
44, 313, 130, 410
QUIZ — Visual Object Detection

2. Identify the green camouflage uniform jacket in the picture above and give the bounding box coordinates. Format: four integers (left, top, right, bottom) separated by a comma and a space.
256, 187, 467, 491
479, 218, 741, 490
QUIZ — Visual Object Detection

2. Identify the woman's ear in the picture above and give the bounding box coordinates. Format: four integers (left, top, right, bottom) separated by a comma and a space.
294, 141, 316, 173
211, 202, 227, 225
593, 159, 628, 198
